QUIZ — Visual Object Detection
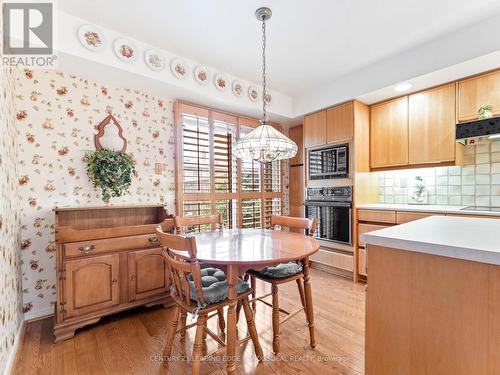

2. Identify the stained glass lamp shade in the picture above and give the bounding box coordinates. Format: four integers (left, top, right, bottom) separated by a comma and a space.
233, 123, 297, 162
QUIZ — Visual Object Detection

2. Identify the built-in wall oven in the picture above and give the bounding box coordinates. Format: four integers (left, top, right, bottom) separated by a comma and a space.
308, 144, 348, 180
304, 186, 352, 245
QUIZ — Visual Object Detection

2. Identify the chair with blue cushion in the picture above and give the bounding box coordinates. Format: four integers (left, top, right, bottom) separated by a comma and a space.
156, 227, 262, 375
248, 215, 317, 354
174, 214, 226, 333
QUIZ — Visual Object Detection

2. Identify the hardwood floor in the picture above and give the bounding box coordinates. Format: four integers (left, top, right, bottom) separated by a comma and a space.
13, 270, 366, 374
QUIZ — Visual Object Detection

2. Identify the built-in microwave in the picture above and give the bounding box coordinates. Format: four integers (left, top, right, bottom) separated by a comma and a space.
308, 144, 348, 180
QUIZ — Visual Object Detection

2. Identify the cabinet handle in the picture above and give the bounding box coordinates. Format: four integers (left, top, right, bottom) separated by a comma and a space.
112, 278, 118, 283
130, 274, 136, 281
78, 245, 95, 254
148, 236, 160, 245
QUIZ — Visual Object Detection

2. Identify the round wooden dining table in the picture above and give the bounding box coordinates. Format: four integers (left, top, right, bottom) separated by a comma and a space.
173, 228, 320, 374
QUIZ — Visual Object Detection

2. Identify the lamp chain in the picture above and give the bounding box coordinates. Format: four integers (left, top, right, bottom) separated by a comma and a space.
261, 18, 267, 123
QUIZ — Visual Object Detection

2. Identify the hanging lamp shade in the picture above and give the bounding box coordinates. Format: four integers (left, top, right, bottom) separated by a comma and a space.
233, 123, 297, 162
233, 7, 298, 163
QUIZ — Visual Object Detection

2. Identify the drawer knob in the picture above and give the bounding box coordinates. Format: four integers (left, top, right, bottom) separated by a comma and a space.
112, 278, 118, 283
78, 245, 95, 254
148, 236, 160, 245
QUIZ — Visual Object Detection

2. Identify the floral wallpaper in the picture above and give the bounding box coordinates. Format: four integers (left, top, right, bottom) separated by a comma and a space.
0, 65, 23, 373
14, 69, 176, 318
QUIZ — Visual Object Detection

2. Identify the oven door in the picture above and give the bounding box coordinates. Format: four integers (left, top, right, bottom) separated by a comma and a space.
304, 201, 351, 245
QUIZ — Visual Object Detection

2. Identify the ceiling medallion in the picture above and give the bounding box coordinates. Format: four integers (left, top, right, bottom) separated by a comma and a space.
233, 7, 297, 163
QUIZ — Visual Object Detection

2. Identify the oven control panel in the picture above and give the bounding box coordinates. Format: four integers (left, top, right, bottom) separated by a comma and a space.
306, 186, 352, 201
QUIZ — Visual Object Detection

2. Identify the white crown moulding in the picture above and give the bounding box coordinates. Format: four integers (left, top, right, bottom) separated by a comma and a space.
54, 10, 294, 119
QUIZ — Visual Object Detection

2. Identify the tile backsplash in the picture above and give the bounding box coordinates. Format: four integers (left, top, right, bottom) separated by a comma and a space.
377, 142, 500, 207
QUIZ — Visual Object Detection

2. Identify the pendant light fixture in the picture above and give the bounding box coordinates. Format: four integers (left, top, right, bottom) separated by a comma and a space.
233, 7, 298, 163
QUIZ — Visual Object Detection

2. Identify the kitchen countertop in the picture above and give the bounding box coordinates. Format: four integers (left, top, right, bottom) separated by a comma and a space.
361, 215, 500, 265
356, 203, 500, 216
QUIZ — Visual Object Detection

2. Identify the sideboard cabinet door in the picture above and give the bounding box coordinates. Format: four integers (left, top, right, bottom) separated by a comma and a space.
64, 254, 120, 319
128, 248, 169, 302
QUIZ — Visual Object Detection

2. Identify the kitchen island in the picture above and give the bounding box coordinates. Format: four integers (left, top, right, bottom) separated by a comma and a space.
361, 216, 500, 375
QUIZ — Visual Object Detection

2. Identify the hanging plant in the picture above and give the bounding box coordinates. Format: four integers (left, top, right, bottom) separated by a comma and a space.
84, 149, 136, 202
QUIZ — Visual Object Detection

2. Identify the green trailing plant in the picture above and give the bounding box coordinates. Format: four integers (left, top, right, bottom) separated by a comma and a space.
478, 104, 494, 119
84, 149, 136, 202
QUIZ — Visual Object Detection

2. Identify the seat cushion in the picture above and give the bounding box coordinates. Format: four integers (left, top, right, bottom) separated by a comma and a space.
185, 267, 250, 305
253, 262, 303, 279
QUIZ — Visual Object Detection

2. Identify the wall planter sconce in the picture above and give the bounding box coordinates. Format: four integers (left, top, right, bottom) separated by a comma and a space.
94, 114, 127, 152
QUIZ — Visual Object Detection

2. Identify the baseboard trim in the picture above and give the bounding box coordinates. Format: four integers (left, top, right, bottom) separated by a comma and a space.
24, 307, 54, 322
4, 320, 25, 375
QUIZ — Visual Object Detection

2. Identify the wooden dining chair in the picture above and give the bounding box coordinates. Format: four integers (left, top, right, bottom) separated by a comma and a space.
174, 214, 226, 333
156, 227, 263, 374
248, 215, 317, 354
174, 213, 224, 234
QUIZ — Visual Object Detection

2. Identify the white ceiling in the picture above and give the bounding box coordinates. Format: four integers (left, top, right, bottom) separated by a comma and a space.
58, 0, 500, 99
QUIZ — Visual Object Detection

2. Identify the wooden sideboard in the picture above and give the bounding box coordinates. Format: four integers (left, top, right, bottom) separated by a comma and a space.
53, 205, 175, 342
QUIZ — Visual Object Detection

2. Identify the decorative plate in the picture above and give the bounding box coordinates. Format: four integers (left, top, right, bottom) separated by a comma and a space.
78, 25, 105, 51
214, 73, 228, 91
171, 58, 189, 79
264, 93, 273, 106
248, 85, 259, 102
113, 38, 137, 62
144, 49, 165, 71
232, 80, 244, 97
194, 65, 210, 85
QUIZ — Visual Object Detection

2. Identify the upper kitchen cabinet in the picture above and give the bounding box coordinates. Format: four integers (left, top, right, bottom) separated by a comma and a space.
304, 110, 327, 148
408, 83, 456, 164
370, 97, 408, 169
327, 102, 354, 143
458, 69, 500, 122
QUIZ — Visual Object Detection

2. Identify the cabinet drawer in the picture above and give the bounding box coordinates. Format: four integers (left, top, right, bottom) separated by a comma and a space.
310, 249, 353, 272
396, 211, 442, 224
64, 234, 160, 258
357, 209, 396, 224
358, 223, 391, 247
358, 248, 367, 276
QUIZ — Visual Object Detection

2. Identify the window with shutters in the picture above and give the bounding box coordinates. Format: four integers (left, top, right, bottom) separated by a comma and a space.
241, 199, 262, 229
214, 120, 237, 193
264, 197, 282, 229
216, 199, 238, 229
175, 102, 283, 228
182, 114, 210, 193
183, 200, 212, 233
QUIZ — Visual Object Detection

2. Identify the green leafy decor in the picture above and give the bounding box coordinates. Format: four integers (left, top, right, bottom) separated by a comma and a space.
478, 104, 494, 119
84, 150, 136, 202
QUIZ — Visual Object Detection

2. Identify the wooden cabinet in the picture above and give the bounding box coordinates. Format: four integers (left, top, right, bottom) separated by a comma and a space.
458, 69, 500, 122
358, 248, 367, 276
408, 83, 456, 164
289, 166, 304, 219
54, 205, 175, 343
370, 97, 409, 169
357, 209, 396, 224
65, 254, 120, 319
288, 125, 304, 165
327, 102, 354, 143
129, 248, 169, 301
304, 110, 326, 148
